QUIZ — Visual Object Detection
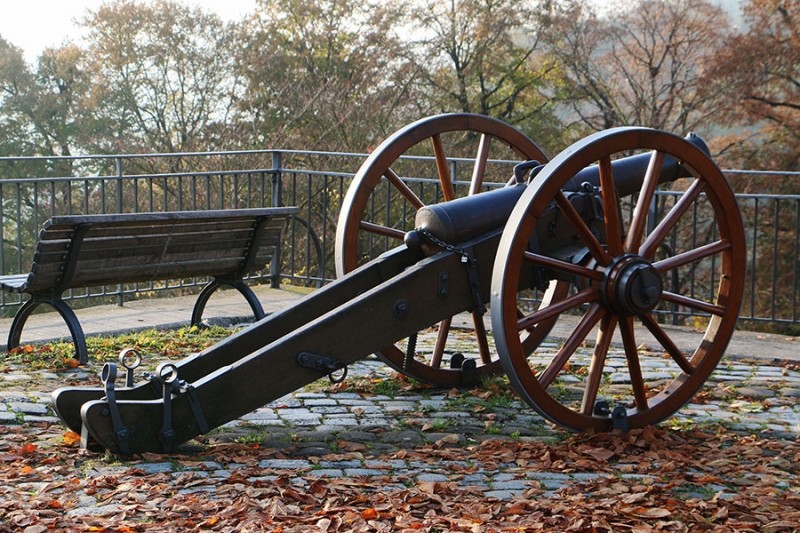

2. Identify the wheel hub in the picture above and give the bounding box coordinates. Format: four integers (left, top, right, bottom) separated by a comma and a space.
602, 254, 663, 315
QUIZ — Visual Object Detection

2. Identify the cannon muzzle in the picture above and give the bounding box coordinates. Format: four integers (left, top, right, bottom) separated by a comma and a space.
415, 132, 709, 244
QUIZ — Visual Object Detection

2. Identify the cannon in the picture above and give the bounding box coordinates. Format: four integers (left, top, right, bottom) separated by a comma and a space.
52, 114, 745, 454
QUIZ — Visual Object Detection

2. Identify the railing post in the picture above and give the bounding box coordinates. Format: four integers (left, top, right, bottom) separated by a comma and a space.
270, 151, 283, 288
116, 157, 124, 306
271, 151, 283, 208
116, 157, 124, 214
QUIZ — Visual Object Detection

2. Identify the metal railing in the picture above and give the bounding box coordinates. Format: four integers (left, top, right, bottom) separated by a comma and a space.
0, 150, 798, 332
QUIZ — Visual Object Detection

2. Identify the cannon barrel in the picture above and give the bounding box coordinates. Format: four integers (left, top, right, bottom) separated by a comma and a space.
564, 131, 709, 196
416, 132, 709, 245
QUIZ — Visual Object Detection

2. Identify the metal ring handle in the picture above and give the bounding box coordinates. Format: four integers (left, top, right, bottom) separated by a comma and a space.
101, 362, 118, 386
118, 348, 141, 370
155, 362, 179, 385
328, 366, 348, 384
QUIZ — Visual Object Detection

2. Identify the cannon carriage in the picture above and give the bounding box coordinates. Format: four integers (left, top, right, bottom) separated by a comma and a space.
52, 114, 745, 454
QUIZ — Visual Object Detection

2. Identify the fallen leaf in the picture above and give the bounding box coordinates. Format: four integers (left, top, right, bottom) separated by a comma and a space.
63, 431, 81, 447
623, 506, 672, 519
418, 481, 437, 494
360, 508, 379, 520
19, 443, 38, 456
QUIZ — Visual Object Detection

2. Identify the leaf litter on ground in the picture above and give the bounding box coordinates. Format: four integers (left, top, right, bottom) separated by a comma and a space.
1, 422, 798, 532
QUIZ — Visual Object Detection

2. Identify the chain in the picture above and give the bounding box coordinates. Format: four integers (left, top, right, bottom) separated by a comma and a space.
416, 227, 486, 315
415, 227, 474, 263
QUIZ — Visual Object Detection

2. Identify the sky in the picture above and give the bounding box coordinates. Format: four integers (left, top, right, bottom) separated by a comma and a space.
0, 0, 259, 64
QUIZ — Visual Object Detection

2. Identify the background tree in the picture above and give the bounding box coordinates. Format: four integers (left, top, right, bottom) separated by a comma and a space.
236, 0, 417, 153
702, 0, 800, 172
545, 0, 730, 139
0, 39, 88, 164
81, 0, 240, 162
407, 0, 565, 148
0, 37, 36, 158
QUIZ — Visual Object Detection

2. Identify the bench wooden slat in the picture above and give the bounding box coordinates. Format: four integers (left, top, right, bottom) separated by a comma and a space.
67, 258, 249, 287
42, 207, 296, 228
35, 230, 264, 256
40, 217, 289, 242
31, 233, 282, 272
32, 243, 259, 273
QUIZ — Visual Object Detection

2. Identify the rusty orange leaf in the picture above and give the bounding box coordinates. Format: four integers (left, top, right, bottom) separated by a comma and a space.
20, 443, 38, 456
361, 508, 379, 520
63, 431, 81, 446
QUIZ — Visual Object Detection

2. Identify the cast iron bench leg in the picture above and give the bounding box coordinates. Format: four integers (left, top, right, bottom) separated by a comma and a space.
191, 279, 266, 327
8, 296, 89, 365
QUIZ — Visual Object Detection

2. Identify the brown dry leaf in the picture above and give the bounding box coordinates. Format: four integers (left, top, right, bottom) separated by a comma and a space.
582, 446, 615, 462
418, 481, 437, 494
623, 506, 673, 519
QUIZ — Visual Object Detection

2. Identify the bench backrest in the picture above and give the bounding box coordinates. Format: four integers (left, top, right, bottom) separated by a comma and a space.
24, 208, 297, 294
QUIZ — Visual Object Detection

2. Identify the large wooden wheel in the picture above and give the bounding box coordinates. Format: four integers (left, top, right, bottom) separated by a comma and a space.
491, 128, 746, 431
335, 113, 558, 385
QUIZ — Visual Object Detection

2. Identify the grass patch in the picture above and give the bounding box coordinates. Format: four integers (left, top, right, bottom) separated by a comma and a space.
3, 325, 237, 371
325, 373, 432, 398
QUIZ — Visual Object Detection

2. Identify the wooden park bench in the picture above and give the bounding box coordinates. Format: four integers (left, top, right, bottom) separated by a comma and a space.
0, 207, 296, 364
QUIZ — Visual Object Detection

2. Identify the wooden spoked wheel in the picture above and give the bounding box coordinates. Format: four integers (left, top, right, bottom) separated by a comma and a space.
491, 128, 746, 431
335, 113, 559, 386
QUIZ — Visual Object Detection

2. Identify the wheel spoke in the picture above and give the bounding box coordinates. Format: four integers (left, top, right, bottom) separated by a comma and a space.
660, 291, 725, 316
517, 287, 599, 331
625, 150, 666, 254
555, 190, 611, 266
598, 156, 623, 256
472, 312, 493, 364
358, 220, 407, 240
384, 167, 425, 209
640, 313, 695, 374
580, 313, 617, 415
430, 317, 452, 369
523, 251, 604, 281
653, 239, 731, 274
520, 282, 565, 354
431, 134, 456, 201
539, 303, 605, 389
469, 134, 492, 196
619, 316, 649, 411
640, 178, 705, 259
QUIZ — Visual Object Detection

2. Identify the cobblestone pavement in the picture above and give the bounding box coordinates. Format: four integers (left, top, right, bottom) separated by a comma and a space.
1, 326, 799, 525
